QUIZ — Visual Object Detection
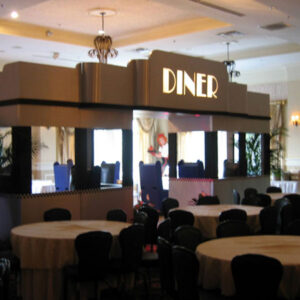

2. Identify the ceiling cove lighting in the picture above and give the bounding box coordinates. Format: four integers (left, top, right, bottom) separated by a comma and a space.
223, 42, 240, 82
88, 10, 118, 64
10, 11, 19, 19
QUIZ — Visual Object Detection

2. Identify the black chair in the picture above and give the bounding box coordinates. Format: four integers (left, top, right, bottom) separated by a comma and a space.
106, 209, 127, 222
0, 257, 11, 300
173, 225, 203, 251
138, 205, 159, 249
168, 209, 194, 232
266, 186, 282, 193
256, 193, 272, 207
172, 245, 199, 300
231, 254, 283, 300
244, 187, 258, 198
216, 220, 251, 238
157, 237, 175, 299
259, 206, 278, 234
157, 218, 172, 242
162, 197, 179, 218
284, 194, 300, 218
43, 208, 71, 221
133, 210, 148, 226
274, 197, 290, 233
219, 209, 247, 223
280, 203, 294, 234
241, 195, 260, 206
196, 195, 220, 205
63, 230, 113, 300
233, 189, 241, 205
284, 219, 300, 235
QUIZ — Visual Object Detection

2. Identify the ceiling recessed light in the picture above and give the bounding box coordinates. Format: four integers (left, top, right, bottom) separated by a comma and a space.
10, 11, 19, 19
88, 8, 116, 17
12, 46, 22, 49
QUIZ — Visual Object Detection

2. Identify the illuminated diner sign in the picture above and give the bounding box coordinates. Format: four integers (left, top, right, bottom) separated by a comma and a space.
162, 67, 218, 99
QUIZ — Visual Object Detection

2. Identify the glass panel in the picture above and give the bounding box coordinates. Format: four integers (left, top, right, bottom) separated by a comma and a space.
246, 133, 262, 176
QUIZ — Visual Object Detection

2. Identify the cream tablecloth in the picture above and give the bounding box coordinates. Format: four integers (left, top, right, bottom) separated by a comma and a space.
196, 235, 300, 299
11, 220, 131, 300
177, 204, 262, 239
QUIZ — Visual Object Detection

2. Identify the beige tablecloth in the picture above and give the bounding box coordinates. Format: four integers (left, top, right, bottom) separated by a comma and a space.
11, 220, 131, 300
196, 235, 300, 299
178, 204, 262, 238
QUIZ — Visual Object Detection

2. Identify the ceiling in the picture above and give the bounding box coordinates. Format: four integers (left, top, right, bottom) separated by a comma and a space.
0, 0, 299, 84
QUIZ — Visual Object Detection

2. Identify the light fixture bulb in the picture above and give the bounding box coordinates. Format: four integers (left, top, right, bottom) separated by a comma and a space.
98, 29, 105, 35
11, 11, 19, 19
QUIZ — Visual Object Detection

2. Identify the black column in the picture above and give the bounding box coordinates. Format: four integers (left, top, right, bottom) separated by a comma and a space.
74, 128, 94, 189
122, 129, 133, 187
261, 133, 270, 175
168, 133, 177, 178
238, 132, 247, 176
205, 132, 218, 178
12, 127, 32, 194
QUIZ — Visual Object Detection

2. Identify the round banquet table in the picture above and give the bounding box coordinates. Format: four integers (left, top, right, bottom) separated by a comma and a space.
196, 235, 300, 299
177, 204, 262, 239
11, 220, 131, 300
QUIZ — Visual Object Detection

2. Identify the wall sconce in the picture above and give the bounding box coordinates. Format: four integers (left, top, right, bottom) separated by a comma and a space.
291, 114, 299, 126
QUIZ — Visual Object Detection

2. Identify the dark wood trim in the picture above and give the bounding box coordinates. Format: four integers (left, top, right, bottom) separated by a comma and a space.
261, 133, 270, 175
205, 132, 218, 179
122, 129, 133, 187
168, 133, 177, 178
238, 133, 247, 176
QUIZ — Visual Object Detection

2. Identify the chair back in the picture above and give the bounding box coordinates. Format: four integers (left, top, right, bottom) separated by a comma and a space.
162, 197, 179, 218
101, 161, 120, 184
216, 220, 251, 238
178, 160, 205, 178
168, 209, 194, 232
280, 203, 294, 234
157, 237, 175, 297
284, 218, 300, 235
244, 187, 258, 198
172, 245, 199, 300
119, 224, 145, 272
241, 195, 260, 206
139, 161, 168, 210
75, 231, 112, 280
173, 225, 203, 251
231, 254, 283, 300
284, 194, 300, 218
257, 193, 271, 207
133, 210, 148, 225
266, 186, 282, 193
53, 160, 73, 191
106, 209, 127, 222
233, 189, 241, 205
196, 195, 220, 205
43, 208, 72, 221
219, 209, 247, 223
274, 197, 290, 233
157, 218, 172, 242
259, 206, 278, 234
138, 205, 159, 247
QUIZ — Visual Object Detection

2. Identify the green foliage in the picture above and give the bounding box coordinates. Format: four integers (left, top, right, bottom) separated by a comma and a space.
246, 133, 261, 176
0, 130, 12, 171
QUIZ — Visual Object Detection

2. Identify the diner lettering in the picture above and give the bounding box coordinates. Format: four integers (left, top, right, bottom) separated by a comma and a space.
162, 67, 218, 99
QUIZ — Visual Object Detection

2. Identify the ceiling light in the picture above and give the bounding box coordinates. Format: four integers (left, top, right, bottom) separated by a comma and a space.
217, 30, 244, 38
10, 11, 19, 19
223, 42, 240, 82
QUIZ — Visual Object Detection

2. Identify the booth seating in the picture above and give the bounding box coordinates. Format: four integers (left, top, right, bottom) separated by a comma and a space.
139, 161, 168, 211
53, 159, 73, 191
178, 160, 205, 178
101, 161, 120, 184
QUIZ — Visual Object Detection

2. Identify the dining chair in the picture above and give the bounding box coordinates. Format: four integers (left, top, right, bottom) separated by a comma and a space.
138, 205, 159, 250
231, 254, 283, 300
219, 208, 247, 223
0, 257, 11, 300
284, 194, 300, 218
133, 210, 148, 226
244, 187, 258, 198
172, 245, 199, 300
259, 206, 278, 235
168, 209, 195, 233
196, 195, 220, 205
106, 209, 127, 222
216, 220, 251, 238
157, 237, 175, 299
280, 203, 294, 234
173, 225, 203, 251
157, 218, 172, 242
43, 207, 71, 221
266, 186, 282, 193
284, 219, 300, 235
256, 193, 272, 207
241, 195, 260, 206
63, 230, 113, 300
274, 197, 290, 233
162, 197, 179, 219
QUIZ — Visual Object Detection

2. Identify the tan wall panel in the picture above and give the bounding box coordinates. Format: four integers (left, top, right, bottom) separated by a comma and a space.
146, 50, 229, 112
21, 192, 81, 224
80, 187, 133, 221
228, 83, 247, 114
168, 115, 211, 132
247, 91, 270, 117
0, 62, 79, 102
0, 106, 19, 126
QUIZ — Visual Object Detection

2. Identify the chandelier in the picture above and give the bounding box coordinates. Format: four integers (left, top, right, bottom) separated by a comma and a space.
223, 42, 240, 82
88, 11, 118, 64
